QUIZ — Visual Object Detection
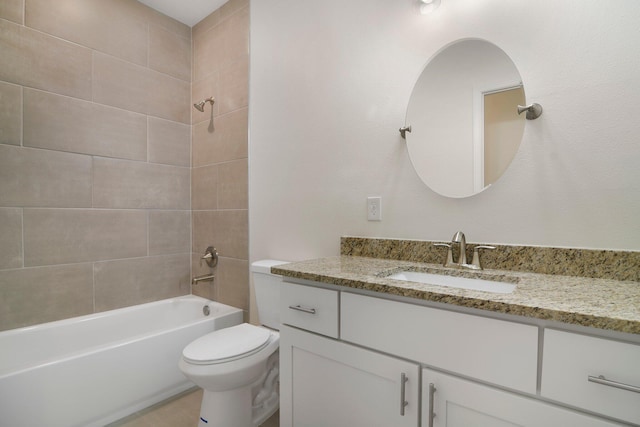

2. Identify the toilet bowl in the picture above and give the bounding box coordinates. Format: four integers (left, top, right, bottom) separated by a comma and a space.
179, 260, 288, 427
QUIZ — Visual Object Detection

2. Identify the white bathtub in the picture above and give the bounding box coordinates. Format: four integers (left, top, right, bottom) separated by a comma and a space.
0, 295, 243, 427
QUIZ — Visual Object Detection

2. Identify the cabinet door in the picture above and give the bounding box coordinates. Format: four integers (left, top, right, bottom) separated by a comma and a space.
280, 325, 419, 427
541, 329, 640, 425
422, 368, 623, 427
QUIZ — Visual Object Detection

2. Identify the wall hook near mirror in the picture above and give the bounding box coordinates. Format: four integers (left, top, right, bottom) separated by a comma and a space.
399, 125, 412, 139
517, 103, 543, 120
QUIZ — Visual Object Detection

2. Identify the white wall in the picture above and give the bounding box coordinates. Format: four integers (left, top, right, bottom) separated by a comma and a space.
249, 0, 640, 264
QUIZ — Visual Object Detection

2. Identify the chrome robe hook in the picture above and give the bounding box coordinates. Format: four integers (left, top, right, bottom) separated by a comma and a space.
517, 103, 543, 120
399, 125, 412, 139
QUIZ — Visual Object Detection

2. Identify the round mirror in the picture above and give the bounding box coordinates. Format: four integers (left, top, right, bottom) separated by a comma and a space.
405, 39, 526, 198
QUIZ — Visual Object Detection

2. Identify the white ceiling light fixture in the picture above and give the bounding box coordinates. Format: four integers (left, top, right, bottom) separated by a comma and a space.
420, 0, 441, 14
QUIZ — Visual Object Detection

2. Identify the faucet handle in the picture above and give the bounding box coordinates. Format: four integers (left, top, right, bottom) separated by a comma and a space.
434, 243, 454, 267
471, 245, 496, 270
201, 246, 218, 268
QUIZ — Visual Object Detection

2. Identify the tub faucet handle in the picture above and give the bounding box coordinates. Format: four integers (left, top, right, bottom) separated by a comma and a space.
201, 246, 218, 268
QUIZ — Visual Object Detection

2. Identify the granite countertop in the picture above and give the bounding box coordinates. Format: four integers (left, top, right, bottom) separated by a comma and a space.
272, 256, 640, 335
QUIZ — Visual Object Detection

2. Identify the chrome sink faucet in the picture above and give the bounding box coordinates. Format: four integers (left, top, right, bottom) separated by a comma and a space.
434, 231, 496, 270
451, 231, 467, 265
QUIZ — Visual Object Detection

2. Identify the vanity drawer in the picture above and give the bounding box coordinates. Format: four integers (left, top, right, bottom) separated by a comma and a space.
541, 329, 640, 425
340, 292, 538, 394
280, 281, 339, 338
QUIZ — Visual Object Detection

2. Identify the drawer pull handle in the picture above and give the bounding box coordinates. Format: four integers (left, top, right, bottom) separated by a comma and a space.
400, 373, 408, 416
428, 382, 437, 427
288, 305, 316, 314
588, 375, 640, 394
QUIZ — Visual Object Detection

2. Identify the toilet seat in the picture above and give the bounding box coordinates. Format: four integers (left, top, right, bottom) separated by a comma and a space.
183, 324, 271, 365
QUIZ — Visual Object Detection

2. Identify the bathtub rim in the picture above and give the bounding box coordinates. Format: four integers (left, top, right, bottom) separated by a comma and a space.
0, 294, 243, 379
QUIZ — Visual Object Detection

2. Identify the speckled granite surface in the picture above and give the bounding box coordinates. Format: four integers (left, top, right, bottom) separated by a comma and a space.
341, 237, 640, 282
272, 256, 640, 335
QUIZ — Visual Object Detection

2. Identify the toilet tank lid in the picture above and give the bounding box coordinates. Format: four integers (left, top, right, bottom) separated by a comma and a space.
251, 259, 289, 274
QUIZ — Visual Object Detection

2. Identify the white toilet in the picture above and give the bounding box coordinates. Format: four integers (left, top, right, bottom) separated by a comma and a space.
179, 260, 287, 427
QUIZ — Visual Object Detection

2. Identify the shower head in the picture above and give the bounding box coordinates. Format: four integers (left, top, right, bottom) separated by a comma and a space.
193, 97, 215, 112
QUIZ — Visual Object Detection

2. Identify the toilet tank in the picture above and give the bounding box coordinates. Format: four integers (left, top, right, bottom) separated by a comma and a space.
251, 260, 289, 330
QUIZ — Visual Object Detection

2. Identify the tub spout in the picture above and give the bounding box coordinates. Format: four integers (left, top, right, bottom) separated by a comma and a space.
192, 274, 214, 285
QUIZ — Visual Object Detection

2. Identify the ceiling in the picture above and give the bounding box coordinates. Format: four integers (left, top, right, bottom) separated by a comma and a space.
137, 0, 229, 27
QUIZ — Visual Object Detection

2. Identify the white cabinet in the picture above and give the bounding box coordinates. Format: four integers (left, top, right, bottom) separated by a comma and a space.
341, 292, 539, 394
422, 368, 621, 427
280, 325, 420, 427
280, 281, 633, 427
541, 329, 640, 425
280, 281, 339, 338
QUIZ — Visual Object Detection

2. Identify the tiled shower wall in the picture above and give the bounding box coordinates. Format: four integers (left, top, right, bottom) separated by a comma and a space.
0, 0, 192, 331
190, 0, 250, 318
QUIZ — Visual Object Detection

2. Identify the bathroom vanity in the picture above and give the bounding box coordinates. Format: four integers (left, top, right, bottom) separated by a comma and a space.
274, 239, 640, 427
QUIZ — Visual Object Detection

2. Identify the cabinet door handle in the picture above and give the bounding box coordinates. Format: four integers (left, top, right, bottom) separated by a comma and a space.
588, 375, 640, 394
400, 373, 408, 416
428, 382, 437, 427
288, 305, 316, 314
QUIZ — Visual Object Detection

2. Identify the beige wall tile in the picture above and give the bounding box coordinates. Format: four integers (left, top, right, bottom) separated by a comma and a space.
223, 5, 249, 65
93, 52, 190, 123
148, 117, 191, 166
192, 108, 248, 167
218, 159, 248, 209
94, 254, 190, 312
192, 164, 218, 210
193, 210, 247, 260
0, 19, 92, 99
25, 0, 148, 66
23, 209, 147, 266
23, 88, 147, 160
93, 157, 190, 209
192, 211, 215, 254
92, 52, 150, 115
192, 120, 217, 167
0, 0, 24, 24
0, 145, 92, 207
147, 70, 191, 124
149, 210, 191, 256
149, 24, 191, 82
220, 0, 249, 20
0, 208, 22, 270
216, 109, 248, 162
219, 58, 249, 114
193, 4, 248, 82
0, 81, 21, 146
0, 264, 94, 331
216, 257, 249, 310
213, 210, 248, 261
193, 22, 225, 82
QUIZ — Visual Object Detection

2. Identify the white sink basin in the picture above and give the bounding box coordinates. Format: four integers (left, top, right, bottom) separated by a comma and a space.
386, 271, 516, 294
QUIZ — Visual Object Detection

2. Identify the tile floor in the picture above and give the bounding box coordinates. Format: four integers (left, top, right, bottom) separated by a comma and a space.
108, 388, 279, 427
